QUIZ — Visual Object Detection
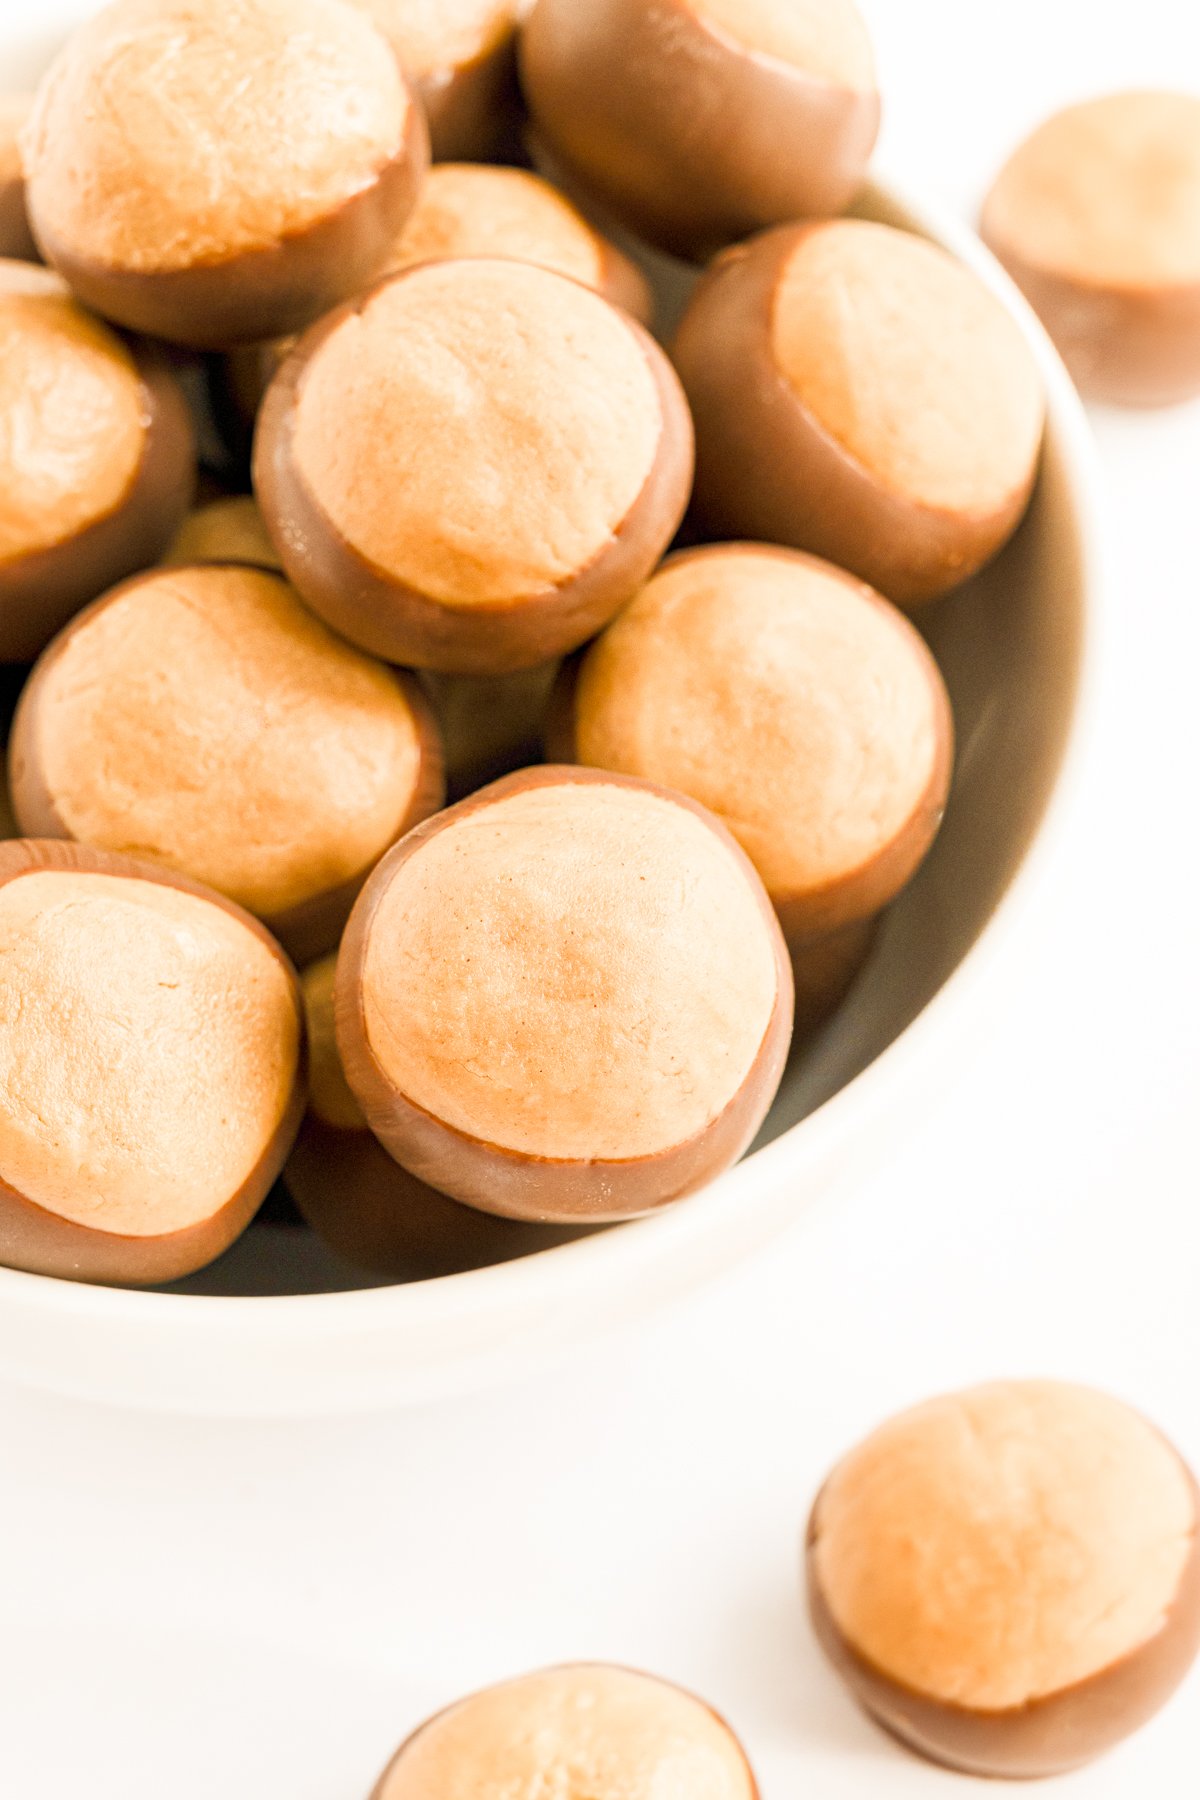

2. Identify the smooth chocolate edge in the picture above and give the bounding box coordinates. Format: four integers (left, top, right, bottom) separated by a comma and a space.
419, 29, 523, 163
10, 577, 445, 963
978, 219, 1200, 408
804, 1461, 1200, 1780
0, 339, 196, 663
369, 1662, 761, 1799
673, 223, 1043, 606
335, 764, 793, 1224
253, 265, 694, 674
285, 1114, 588, 1281
29, 100, 430, 349
518, 0, 879, 261
0, 174, 38, 262
0, 838, 306, 1287
550, 544, 955, 937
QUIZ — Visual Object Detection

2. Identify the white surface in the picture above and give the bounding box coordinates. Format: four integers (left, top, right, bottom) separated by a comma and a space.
0, 0, 1198, 1794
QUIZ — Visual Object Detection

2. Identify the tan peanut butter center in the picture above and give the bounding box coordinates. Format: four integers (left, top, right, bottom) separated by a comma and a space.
0, 96, 31, 190
292, 259, 661, 608
772, 220, 1044, 515
163, 495, 282, 571
360, 781, 778, 1161
378, 1666, 756, 1799
349, 0, 516, 77
386, 164, 604, 288
30, 565, 424, 918
0, 262, 145, 566
302, 954, 366, 1131
575, 548, 944, 902
0, 870, 299, 1236
983, 91, 1200, 290
690, 0, 875, 88
23, 0, 410, 274
812, 1381, 1197, 1711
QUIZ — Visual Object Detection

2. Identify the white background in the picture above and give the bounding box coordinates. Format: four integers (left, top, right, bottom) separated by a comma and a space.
1, 1, 1199, 1794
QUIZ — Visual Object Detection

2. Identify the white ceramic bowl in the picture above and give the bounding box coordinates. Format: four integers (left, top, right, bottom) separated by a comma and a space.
0, 5, 1100, 1414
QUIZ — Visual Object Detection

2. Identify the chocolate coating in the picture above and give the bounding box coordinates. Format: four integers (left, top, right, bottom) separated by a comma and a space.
982, 92, 1200, 407
254, 260, 693, 675
806, 1383, 1200, 1778
0, 839, 304, 1287
0, 98, 37, 262
518, 0, 880, 260
0, 300, 195, 664
672, 221, 1044, 605
335, 765, 793, 1222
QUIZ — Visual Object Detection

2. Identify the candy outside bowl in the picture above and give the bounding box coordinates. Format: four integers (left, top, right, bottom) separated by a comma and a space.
0, 2, 1099, 1415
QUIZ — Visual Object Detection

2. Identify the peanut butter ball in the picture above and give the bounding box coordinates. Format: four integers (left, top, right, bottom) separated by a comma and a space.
0, 261, 195, 662
10, 564, 444, 963
0, 97, 36, 261
221, 160, 653, 435
982, 91, 1200, 406
336, 766, 792, 1221
288, 955, 582, 1277
23, 0, 429, 348
255, 258, 692, 674
519, 0, 880, 259
807, 1381, 1200, 1778
370, 1665, 758, 1799
555, 545, 953, 953
673, 220, 1045, 605
0, 841, 303, 1285
163, 495, 282, 572
349, 0, 522, 160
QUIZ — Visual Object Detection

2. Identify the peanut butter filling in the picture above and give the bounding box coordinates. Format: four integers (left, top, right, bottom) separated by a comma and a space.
292, 259, 662, 608
30, 565, 424, 918
360, 780, 778, 1161
575, 548, 944, 902
812, 1381, 1197, 1711
349, 0, 517, 78
0, 262, 145, 566
302, 954, 366, 1131
378, 1666, 756, 1799
385, 164, 605, 289
691, 0, 875, 88
163, 495, 282, 570
772, 221, 1044, 516
0, 869, 299, 1236
983, 92, 1200, 291
23, 0, 410, 274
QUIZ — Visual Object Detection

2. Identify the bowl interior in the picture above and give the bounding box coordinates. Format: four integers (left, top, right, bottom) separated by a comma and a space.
158, 187, 1087, 1297
0, 3, 1091, 1384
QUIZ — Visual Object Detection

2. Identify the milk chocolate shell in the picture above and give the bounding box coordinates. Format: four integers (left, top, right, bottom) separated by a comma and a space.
982, 91, 1200, 406
554, 545, 953, 945
255, 258, 693, 674
806, 1381, 1200, 1778
424, 660, 560, 799
672, 219, 1045, 605
23, 0, 429, 348
351, 0, 523, 161
0, 839, 304, 1286
0, 97, 37, 261
0, 261, 195, 662
370, 1665, 759, 1799
519, 0, 880, 260
336, 765, 793, 1222
287, 955, 582, 1278
9, 563, 444, 964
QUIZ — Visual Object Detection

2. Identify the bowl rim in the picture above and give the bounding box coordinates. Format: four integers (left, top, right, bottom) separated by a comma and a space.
0, 172, 1104, 1382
